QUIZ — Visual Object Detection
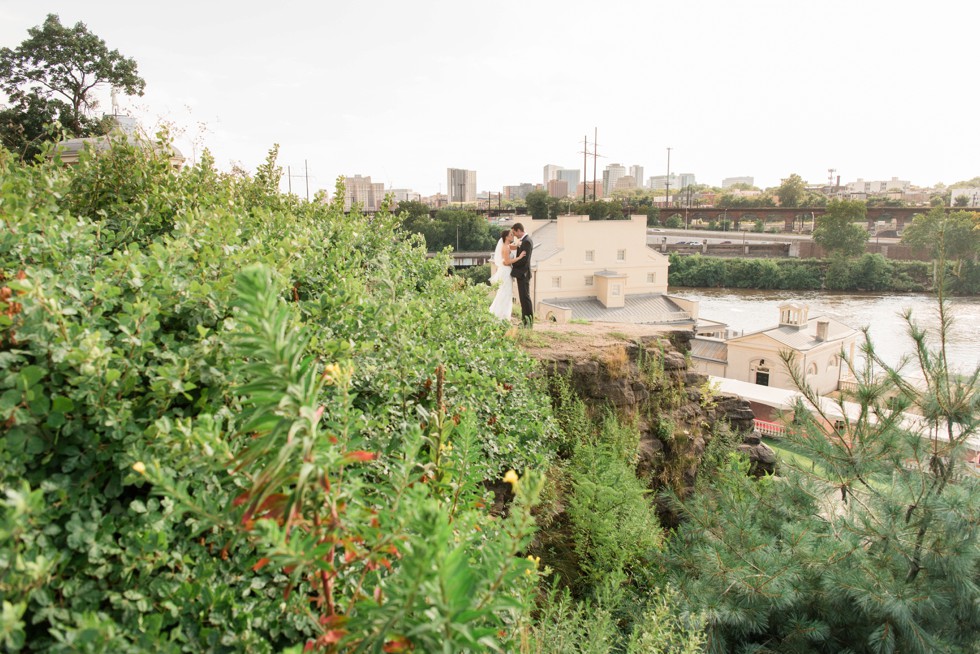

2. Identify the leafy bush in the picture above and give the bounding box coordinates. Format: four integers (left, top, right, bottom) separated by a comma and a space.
0, 140, 558, 651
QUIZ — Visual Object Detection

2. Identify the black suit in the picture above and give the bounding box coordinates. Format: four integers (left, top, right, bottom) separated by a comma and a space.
510, 235, 533, 325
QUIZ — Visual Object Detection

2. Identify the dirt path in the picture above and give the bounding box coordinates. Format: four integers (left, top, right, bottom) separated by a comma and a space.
511, 320, 682, 359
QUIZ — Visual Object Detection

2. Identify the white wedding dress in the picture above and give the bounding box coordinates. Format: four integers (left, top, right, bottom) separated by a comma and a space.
489, 238, 514, 320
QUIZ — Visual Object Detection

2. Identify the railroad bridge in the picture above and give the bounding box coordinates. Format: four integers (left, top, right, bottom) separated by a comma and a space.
656, 206, 941, 232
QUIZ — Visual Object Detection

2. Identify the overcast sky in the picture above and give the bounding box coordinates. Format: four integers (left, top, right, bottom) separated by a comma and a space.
1, 1, 976, 196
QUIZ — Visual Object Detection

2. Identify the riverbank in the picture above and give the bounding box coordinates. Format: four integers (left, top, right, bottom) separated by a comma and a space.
667, 253, 980, 295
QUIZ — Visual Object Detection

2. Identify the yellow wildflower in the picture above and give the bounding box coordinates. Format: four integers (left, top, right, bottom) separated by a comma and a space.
322, 362, 342, 385
503, 469, 519, 490
132, 461, 147, 475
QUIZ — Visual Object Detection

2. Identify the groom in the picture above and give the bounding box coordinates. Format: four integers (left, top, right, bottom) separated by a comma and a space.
510, 223, 534, 327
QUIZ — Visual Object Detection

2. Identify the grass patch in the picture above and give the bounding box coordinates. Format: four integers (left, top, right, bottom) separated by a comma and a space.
764, 438, 829, 476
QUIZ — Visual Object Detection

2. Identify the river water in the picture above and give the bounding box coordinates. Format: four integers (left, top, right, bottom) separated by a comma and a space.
668, 288, 980, 374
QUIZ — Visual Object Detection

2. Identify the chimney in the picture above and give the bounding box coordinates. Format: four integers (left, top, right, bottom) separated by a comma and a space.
816, 319, 829, 342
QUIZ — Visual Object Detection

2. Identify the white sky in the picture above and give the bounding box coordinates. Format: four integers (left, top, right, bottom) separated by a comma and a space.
1, 1, 976, 196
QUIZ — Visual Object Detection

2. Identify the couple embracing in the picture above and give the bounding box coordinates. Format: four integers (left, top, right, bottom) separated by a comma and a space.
489, 222, 534, 327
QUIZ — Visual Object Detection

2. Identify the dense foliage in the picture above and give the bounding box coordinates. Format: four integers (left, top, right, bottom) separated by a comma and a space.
664, 279, 980, 653
0, 138, 558, 651
667, 253, 980, 294
396, 206, 497, 252
811, 199, 869, 257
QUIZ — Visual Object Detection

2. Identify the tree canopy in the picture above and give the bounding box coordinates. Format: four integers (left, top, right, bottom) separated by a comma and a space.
901, 206, 979, 261
775, 173, 806, 207
397, 207, 496, 251
0, 14, 145, 158
812, 199, 869, 257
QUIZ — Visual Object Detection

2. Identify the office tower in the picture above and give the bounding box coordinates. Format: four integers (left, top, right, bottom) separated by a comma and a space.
447, 168, 477, 203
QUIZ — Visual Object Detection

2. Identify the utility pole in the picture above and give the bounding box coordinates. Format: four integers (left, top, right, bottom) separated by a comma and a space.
581, 133, 588, 202
286, 165, 310, 198
592, 127, 598, 201
665, 147, 672, 209
588, 128, 605, 202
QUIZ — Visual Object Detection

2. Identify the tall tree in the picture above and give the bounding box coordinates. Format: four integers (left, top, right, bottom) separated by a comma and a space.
525, 189, 552, 221
812, 199, 869, 257
901, 206, 978, 262
0, 14, 145, 158
776, 173, 806, 208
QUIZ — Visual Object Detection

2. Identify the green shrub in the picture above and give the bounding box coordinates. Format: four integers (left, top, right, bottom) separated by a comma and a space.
0, 141, 558, 651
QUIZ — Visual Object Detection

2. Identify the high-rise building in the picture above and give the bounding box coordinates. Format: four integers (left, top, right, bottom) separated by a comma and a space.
388, 188, 421, 203
344, 174, 386, 212
648, 173, 696, 191
602, 163, 626, 196
722, 176, 754, 188
504, 183, 537, 201
556, 169, 580, 197
614, 175, 637, 191
447, 168, 477, 203
629, 165, 644, 189
577, 180, 603, 200
543, 164, 562, 187
547, 179, 569, 198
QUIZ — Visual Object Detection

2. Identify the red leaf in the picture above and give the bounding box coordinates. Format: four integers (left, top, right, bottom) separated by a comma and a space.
252, 557, 271, 572
342, 450, 377, 463
383, 636, 413, 653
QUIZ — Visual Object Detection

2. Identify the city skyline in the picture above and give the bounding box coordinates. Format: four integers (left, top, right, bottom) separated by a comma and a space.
1, 1, 977, 197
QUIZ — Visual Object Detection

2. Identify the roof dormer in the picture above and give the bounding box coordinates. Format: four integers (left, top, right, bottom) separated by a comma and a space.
778, 302, 809, 329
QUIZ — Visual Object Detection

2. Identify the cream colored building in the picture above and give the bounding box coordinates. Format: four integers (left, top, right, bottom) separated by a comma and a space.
690, 303, 858, 395
491, 214, 694, 326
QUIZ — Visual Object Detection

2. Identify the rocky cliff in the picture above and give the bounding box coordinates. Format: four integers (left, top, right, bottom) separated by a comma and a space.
519, 322, 772, 523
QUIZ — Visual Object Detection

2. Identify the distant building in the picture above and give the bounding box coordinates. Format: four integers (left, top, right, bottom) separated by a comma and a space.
689, 303, 858, 395
948, 187, 980, 207
504, 183, 537, 201
556, 168, 580, 197
614, 175, 637, 191
543, 164, 562, 187
447, 168, 477, 203
722, 176, 754, 188
602, 163, 626, 196
343, 174, 386, 212
577, 180, 603, 200
547, 179, 569, 198
388, 188, 420, 203
648, 173, 696, 191
843, 177, 911, 196
52, 114, 185, 168
629, 165, 645, 189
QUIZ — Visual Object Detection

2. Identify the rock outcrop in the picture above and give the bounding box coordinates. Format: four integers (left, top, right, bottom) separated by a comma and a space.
522, 324, 762, 523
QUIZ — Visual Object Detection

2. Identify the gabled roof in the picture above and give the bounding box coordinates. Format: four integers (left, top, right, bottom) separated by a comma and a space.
690, 338, 728, 363
730, 316, 855, 352
529, 221, 560, 265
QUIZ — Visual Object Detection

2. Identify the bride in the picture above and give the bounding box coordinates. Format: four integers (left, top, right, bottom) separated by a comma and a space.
489, 228, 526, 320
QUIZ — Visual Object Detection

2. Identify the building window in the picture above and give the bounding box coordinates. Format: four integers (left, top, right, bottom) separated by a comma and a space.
616, 249, 626, 261
585, 250, 595, 262
584, 275, 594, 286
551, 276, 561, 289
807, 363, 818, 376
647, 272, 656, 283
612, 284, 621, 296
